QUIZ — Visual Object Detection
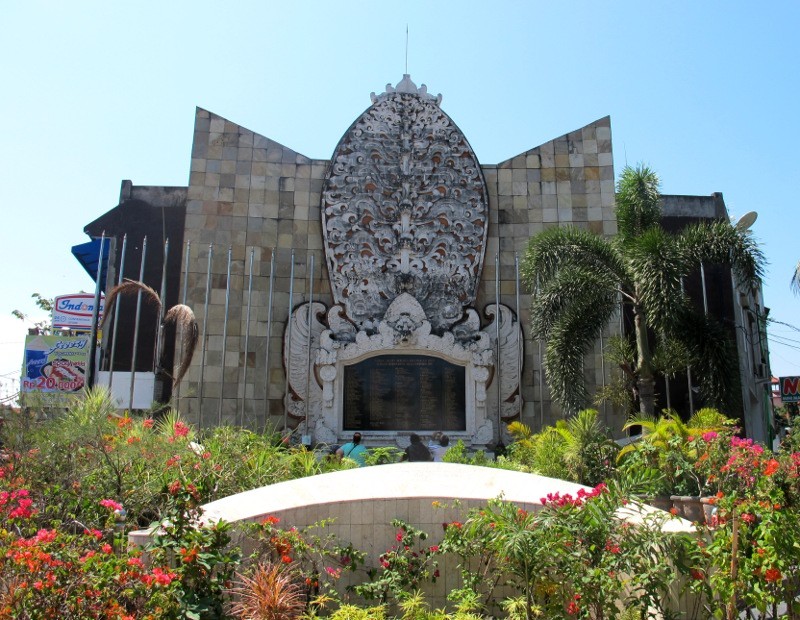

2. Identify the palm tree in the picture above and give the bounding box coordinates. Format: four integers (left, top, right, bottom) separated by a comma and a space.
521, 164, 764, 416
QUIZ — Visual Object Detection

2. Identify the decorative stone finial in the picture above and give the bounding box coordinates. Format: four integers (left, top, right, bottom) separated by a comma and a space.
370, 74, 442, 105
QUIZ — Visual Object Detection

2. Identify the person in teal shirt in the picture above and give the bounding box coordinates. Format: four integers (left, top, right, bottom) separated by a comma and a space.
336, 432, 368, 467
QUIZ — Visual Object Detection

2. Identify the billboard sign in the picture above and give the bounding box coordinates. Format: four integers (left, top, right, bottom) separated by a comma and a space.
52, 294, 104, 330
21, 334, 89, 400
779, 376, 800, 403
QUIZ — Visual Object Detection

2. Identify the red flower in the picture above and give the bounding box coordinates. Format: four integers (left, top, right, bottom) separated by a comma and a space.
567, 600, 580, 615
764, 459, 780, 476
173, 421, 190, 437
765, 567, 782, 583
281, 554, 293, 564
142, 418, 155, 428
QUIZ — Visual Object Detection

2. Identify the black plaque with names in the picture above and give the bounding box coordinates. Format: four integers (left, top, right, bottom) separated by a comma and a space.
343, 355, 466, 431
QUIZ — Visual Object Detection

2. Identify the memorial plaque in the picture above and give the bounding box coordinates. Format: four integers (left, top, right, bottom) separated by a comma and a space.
343, 355, 466, 431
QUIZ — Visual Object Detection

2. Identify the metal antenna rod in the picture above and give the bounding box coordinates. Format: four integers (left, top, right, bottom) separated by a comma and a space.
153, 238, 169, 374
514, 252, 522, 420
108, 234, 127, 390
405, 25, 409, 74
305, 253, 315, 438
494, 251, 502, 439
87, 231, 106, 390
264, 248, 276, 429
175, 240, 190, 407
129, 236, 148, 412
198, 244, 213, 428
219, 246, 232, 426
283, 249, 296, 432
241, 248, 255, 427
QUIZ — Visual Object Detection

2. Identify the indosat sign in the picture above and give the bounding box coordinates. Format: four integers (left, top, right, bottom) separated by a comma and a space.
53, 294, 105, 330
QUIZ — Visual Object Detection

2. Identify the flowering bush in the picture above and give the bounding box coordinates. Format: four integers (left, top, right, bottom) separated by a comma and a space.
687, 437, 800, 618
0, 508, 181, 618
439, 483, 690, 619
245, 514, 364, 609
354, 519, 439, 606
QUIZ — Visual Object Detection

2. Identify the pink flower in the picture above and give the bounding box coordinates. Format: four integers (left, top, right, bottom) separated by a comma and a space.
702, 431, 718, 442
99, 499, 123, 511
173, 421, 189, 437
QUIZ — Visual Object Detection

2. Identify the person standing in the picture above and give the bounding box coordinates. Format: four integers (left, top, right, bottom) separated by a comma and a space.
402, 433, 433, 462
430, 434, 450, 462
336, 432, 368, 467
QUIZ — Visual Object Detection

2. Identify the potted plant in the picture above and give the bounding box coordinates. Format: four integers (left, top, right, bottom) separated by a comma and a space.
619, 408, 735, 522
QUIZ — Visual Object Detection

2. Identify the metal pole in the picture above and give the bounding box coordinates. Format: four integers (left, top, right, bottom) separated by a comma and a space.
681, 277, 695, 415
128, 236, 147, 412
264, 248, 275, 428
514, 252, 522, 420
665, 375, 672, 410
154, 238, 169, 373
175, 240, 190, 406
305, 253, 315, 437
283, 249, 296, 431
700, 262, 709, 315
538, 276, 545, 429
218, 246, 232, 426
494, 251, 502, 437
87, 232, 106, 390
241, 248, 255, 426
599, 329, 608, 425
108, 234, 127, 389
198, 244, 213, 428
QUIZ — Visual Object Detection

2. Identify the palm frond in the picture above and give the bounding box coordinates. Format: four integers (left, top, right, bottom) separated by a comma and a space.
615, 164, 662, 240
521, 225, 626, 292
678, 219, 765, 291
792, 260, 800, 295
687, 407, 736, 432
626, 227, 689, 334
680, 312, 741, 413
538, 268, 619, 413
163, 304, 198, 387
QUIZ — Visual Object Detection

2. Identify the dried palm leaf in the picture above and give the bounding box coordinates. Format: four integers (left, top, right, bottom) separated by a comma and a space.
164, 304, 198, 387
101, 279, 162, 328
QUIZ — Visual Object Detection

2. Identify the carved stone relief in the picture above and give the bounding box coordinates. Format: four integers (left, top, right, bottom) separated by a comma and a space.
281, 76, 523, 448
321, 75, 488, 333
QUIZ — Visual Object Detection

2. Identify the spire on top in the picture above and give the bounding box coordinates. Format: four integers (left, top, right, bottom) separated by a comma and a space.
370, 75, 442, 106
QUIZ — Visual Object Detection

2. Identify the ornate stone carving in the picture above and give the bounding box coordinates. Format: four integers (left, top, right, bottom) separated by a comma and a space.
283, 302, 327, 420
482, 304, 524, 421
322, 75, 488, 332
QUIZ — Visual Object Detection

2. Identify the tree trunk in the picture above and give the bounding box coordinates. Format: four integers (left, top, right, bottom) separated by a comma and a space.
633, 302, 656, 415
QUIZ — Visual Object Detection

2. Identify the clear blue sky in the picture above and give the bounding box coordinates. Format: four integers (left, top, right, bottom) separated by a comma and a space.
2, 1, 799, 400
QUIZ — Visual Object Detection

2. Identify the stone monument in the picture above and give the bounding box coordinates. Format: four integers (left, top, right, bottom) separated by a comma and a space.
284, 76, 522, 448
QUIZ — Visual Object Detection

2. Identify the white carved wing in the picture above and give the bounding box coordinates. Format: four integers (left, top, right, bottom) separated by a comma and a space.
283, 301, 327, 419
482, 304, 524, 420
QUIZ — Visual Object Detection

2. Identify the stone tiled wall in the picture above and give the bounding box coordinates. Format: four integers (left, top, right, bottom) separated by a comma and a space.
479, 116, 623, 430
180, 108, 333, 429
178, 109, 623, 434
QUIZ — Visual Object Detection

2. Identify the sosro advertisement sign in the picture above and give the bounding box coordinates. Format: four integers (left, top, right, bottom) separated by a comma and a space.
52, 293, 105, 330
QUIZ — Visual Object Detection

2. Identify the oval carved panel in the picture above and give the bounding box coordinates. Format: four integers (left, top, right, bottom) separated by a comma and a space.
321, 76, 488, 332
